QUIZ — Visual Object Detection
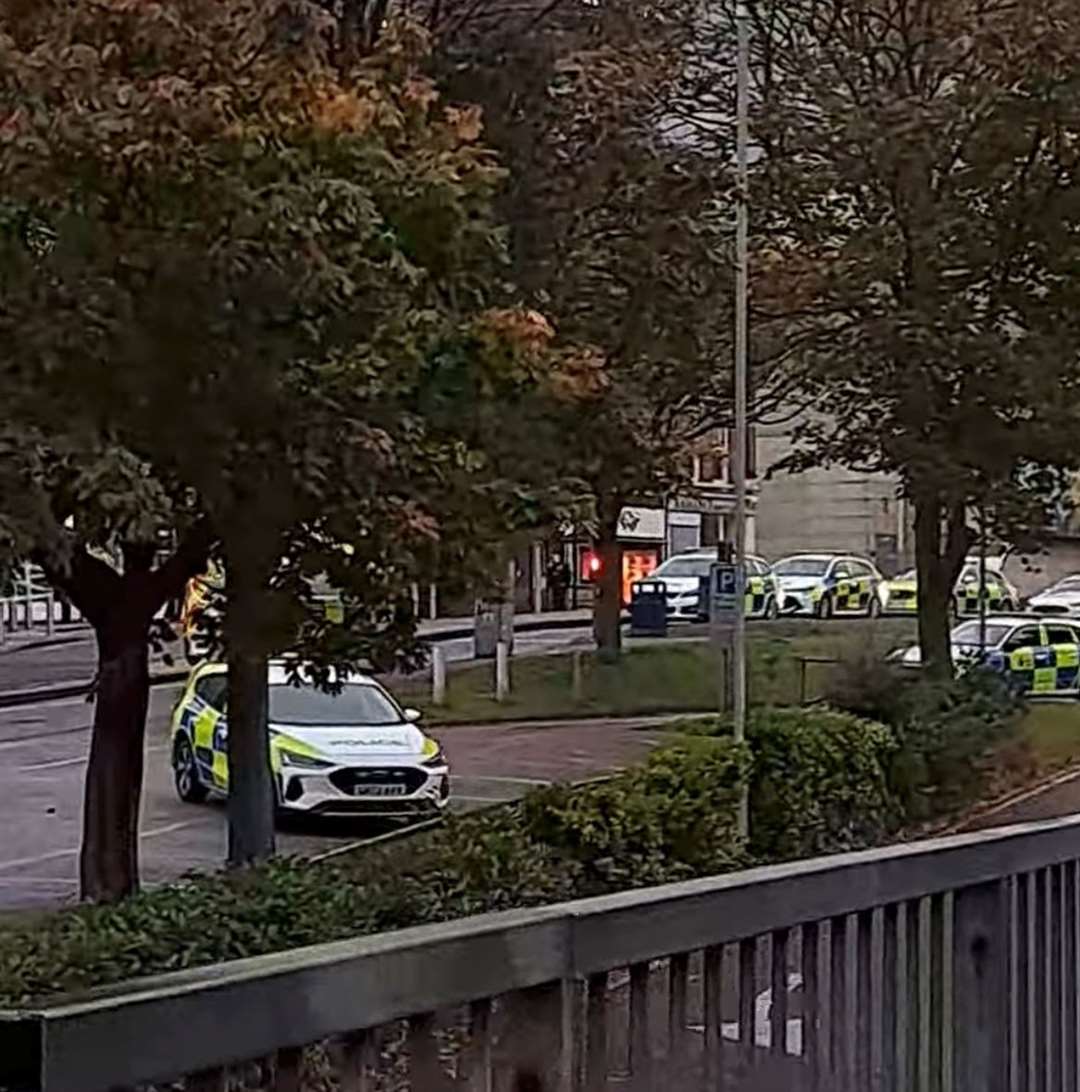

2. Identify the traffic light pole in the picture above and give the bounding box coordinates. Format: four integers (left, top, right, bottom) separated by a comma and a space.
732, 2, 750, 838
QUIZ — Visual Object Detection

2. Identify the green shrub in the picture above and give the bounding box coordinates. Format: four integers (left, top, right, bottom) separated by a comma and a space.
0, 740, 747, 1007
666, 707, 897, 859
826, 657, 1026, 821
746, 706, 896, 859
522, 737, 748, 893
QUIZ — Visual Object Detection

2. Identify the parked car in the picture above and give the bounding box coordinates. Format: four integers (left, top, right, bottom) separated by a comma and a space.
953, 562, 1019, 616
1027, 574, 1080, 615
896, 615, 1080, 696
634, 550, 778, 621
171, 661, 450, 818
882, 562, 1019, 617
773, 553, 885, 618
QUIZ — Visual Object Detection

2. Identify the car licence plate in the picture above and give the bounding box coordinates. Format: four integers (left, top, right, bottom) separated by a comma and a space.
351, 784, 408, 797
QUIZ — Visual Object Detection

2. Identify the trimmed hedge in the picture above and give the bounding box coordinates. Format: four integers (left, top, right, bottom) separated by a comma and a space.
0, 738, 749, 1006
668, 707, 898, 859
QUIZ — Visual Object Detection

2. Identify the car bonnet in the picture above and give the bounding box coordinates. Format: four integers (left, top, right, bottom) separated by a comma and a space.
271, 722, 426, 760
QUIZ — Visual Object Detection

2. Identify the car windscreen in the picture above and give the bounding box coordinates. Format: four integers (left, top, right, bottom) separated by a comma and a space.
268, 683, 403, 727
653, 558, 712, 579
951, 621, 1012, 647
774, 558, 829, 577
894, 570, 916, 582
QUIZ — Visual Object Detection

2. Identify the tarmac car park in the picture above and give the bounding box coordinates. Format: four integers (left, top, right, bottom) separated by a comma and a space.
171, 661, 451, 818
772, 553, 886, 619
897, 615, 1080, 696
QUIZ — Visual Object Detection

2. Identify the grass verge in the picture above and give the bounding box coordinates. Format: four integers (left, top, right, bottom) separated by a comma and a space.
393, 618, 916, 724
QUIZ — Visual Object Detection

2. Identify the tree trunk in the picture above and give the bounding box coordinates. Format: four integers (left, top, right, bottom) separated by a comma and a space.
591, 530, 623, 662
914, 490, 951, 677
79, 636, 150, 902
914, 489, 974, 678
225, 564, 276, 867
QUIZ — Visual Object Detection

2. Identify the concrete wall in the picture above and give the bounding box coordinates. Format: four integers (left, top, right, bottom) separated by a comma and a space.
754, 419, 911, 574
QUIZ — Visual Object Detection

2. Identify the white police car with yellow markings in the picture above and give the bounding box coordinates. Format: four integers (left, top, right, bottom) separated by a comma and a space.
898, 615, 1080, 695
171, 661, 450, 817
635, 550, 779, 621
882, 563, 1019, 617
773, 553, 885, 619
953, 563, 1019, 617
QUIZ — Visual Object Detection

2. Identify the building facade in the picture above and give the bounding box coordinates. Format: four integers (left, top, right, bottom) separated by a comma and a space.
753, 417, 912, 575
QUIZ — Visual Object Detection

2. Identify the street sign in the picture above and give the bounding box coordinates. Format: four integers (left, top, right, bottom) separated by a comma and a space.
710, 562, 739, 620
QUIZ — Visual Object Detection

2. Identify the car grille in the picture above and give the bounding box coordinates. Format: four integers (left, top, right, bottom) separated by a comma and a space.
309, 798, 440, 815
329, 767, 426, 795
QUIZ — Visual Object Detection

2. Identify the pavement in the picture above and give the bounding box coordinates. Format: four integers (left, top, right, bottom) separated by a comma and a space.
0, 685, 665, 910
0, 610, 595, 706
960, 762, 1080, 831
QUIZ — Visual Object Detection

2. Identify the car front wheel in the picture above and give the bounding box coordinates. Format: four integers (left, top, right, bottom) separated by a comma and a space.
765, 596, 779, 621
173, 737, 208, 803
816, 594, 833, 620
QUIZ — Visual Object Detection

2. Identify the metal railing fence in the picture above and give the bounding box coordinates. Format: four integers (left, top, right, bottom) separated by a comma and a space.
5, 812, 1080, 1091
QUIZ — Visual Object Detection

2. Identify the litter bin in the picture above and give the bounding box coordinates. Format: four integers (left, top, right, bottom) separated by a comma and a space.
474, 598, 514, 659
696, 575, 711, 622
630, 580, 668, 638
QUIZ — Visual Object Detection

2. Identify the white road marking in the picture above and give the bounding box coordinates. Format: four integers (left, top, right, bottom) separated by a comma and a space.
18, 755, 86, 772
18, 742, 170, 773
0, 819, 205, 873
0, 876, 77, 888
0, 847, 77, 873
0, 726, 91, 752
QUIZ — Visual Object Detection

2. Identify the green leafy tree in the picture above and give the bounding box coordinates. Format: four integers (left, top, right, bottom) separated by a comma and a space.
0, 428, 211, 902
701, 0, 1080, 672
0, 0, 572, 892
424, 0, 751, 658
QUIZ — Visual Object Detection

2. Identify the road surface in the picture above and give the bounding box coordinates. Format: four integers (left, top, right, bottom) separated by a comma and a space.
0, 687, 662, 910
0, 623, 596, 697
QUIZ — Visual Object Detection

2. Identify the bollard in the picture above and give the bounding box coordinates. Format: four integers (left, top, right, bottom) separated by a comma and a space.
410, 582, 421, 618
428, 583, 438, 621
571, 650, 584, 702
432, 645, 447, 706
45, 592, 55, 637
495, 640, 510, 702
23, 562, 32, 630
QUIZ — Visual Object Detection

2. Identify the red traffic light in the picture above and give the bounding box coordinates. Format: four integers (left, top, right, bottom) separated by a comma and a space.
581, 550, 603, 582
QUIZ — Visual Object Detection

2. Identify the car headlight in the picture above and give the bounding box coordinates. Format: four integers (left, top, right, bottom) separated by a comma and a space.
421, 737, 446, 767
279, 749, 334, 770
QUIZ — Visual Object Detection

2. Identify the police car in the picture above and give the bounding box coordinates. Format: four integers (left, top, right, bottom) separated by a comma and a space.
897, 615, 1080, 695
882, 563, 1019, 617
637, 550, 779, 621
171, 662, 451, 817
881, 569, 919, 615
773, 553, 885, 618
953, 562, 1019, 616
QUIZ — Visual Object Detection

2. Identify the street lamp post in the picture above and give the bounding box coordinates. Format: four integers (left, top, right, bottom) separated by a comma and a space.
732, 1, 751, 836
978, 505, 988, 655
